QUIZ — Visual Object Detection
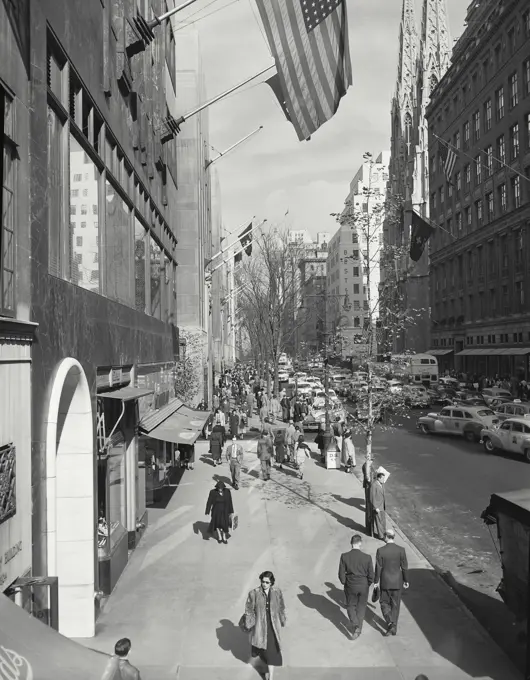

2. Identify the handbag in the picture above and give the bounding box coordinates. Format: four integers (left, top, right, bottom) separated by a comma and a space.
371, 585, 380, 603
238, 612, 255, 633
230, 513, 239, 530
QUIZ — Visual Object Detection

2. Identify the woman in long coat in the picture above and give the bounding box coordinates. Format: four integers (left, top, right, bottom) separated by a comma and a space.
340, 429, 356, 471
205, 481, 234, 543
243, 571, 286, 680
210, 423, 226, 466
370, 471, 387, 539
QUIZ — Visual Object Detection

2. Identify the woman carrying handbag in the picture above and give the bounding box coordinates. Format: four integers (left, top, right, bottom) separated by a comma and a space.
239, 571, 286, 680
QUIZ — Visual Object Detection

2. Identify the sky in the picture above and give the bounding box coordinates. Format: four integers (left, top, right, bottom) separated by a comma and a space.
171, 0, 468, 240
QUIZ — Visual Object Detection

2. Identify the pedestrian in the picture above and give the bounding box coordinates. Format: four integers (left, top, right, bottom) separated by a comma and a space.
341, 429, 356, 472
270, 394, 281, 423
225, 435, 244, 490
280, 394, 290, 422
246, 391, 255, 418
214, 408, 226, 428
333, 418, 344, 453
239, 409, 248, 439
242, 571, 286, 680
229, 408, 240, 439
213, 393, 220, 410
262, 417, 275, 441
294, 435, 311, 479
178, 443, 195, 471
274, 429, 286, 470
314, 424, 326, 464
210, 421, 226, 466
338, 534, 374, 640
374, 528, 409, 636
284, 419, 296, 464
205, 480, 234, 544
259, 403, 268, 433
362, 453, 374, 535
257, 432, 273, 481
370, 471, 387, 539
101, 638, 142, 680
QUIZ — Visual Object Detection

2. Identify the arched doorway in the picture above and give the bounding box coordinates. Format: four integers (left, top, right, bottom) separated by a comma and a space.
45, 359, 94, 638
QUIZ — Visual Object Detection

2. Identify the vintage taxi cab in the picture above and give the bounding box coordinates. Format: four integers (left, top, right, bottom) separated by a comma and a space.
417, 405, 499, 442
481, 416, 530, 462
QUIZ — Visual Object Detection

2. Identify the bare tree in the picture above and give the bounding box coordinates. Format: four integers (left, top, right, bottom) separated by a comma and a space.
236, 228, 310, 394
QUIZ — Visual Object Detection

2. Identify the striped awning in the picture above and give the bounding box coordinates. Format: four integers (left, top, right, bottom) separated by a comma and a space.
139, 397, 183, 432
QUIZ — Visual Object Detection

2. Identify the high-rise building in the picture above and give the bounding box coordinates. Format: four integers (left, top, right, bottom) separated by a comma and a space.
427, 0, 530, 378
381, 0, 451, 354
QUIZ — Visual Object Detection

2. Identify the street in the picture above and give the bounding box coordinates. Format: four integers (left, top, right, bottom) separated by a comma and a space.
350, 408, 530, 668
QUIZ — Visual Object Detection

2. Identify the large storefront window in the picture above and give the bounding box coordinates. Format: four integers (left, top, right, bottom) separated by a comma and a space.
105, 180, 132, 305
134, 218, 147, 313
69, 134, 100, 292
150, 237, 162, 319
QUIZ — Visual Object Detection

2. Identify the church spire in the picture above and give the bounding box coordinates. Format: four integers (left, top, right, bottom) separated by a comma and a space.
395, 0, 419, 120
420, 0, 451, 94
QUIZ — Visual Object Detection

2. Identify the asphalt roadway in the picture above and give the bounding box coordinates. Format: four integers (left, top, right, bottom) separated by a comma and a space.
348, 406, 530, 671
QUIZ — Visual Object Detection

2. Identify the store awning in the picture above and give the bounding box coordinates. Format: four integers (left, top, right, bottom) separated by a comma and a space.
0, 594, 117, 679
427, 349, 454, 356
456, 348, 530, 357
146, 410, 202, 446
140, 397, 183, 432
99, 386, 154, 401
177, 406, 210, 429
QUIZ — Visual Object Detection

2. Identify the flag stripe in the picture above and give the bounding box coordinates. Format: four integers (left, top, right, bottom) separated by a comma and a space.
284, 2, 328, 124
342, 1, 353, 85
306, 27, 335, 118
256, 1, 308, 137
330, 5, 349, 93
266, 1, 315, 138
317, 16, 342, 107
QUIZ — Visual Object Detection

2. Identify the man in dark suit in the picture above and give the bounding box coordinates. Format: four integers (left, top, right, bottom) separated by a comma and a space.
374, 528, 409, 636
338, 534, 374, 640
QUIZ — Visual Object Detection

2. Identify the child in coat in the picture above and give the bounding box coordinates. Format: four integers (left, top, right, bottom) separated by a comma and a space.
295, 435, 312, 480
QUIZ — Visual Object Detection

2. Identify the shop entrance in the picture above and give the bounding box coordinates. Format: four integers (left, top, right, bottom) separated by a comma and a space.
45, 358, 94, 638
5, 576, 59, 629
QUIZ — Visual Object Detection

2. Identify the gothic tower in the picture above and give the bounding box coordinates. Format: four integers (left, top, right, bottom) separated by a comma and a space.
381, 0, 451, 355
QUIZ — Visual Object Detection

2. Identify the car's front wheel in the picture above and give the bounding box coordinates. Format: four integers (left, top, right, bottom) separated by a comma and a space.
483, 437, 496, 453
419, 423, 430, 435
524, 449, 530, 464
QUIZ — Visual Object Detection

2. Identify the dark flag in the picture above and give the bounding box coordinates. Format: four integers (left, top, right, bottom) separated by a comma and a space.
255, 0, 352, 142
234, 251, 243, 265
438, 140, 457, 182
409, 211, 435, 262
266, 74, 291, 123
239, 223, 253, 256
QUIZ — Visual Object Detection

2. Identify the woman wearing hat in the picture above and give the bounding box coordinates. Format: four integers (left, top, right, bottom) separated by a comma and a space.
205, 480, 234, 544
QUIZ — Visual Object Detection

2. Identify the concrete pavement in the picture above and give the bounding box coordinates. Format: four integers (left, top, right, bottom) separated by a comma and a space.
77, 427, 521, 680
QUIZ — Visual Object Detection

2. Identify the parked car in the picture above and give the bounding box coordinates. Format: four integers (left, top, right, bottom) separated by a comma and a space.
494, 400, 530, 422
439, 377, 460, 388
417, 405, 499, 442
387, 379, 404, 393
481, 417, 530, 462
482, 387, 512, 400
296, 381, 313, 398
303, 408, 327, 431
427, 386, 453, 406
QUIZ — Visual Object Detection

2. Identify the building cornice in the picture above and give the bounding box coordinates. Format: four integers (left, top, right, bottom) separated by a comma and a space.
0, 317, 38, 344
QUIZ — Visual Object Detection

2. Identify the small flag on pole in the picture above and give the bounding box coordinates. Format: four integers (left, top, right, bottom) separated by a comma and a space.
239, 223, 253, 256
255, 0, 352, 141
409, 211, 435, 262
438, 140, 457, 182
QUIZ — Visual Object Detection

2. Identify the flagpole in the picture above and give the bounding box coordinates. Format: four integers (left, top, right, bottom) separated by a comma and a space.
209, 219, 255, 265
149, 0, 201, 28
205, 126, 263, 170
207, 220, 267, 271
172, 65, 275, 129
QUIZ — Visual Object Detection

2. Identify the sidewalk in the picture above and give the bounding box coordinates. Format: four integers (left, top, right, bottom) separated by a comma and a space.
77, 430, 521, 680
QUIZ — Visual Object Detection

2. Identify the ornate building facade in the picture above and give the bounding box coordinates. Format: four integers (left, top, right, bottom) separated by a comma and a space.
381, 0, 451, 354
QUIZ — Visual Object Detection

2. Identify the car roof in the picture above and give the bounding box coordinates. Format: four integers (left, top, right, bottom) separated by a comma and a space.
443, 405, 492, 413
502, 417, 530, 425
498, 401, 530, 407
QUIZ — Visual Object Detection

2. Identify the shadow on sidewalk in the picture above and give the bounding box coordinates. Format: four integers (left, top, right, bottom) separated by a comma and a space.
216, 619, 251, 665
331, 494, 366, 512
199, 455, 216, 467
297, 585, 351, 639
323, 581, 387, 633
404, 568, 519, 679
192, 521, 212, 541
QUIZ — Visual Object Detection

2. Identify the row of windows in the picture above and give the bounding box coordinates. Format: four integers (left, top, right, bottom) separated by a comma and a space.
431, 113, 530, 210
433, 333, 530, 347
432, 174, 523, 245
437, 11, 530, 127
1, 89, 15, 316
433, 279, 527, 324
433, 229, 525, 296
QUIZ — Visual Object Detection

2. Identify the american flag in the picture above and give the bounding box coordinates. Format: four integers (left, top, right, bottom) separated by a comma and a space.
255, 0, 352, 141
439, 140, 458, 182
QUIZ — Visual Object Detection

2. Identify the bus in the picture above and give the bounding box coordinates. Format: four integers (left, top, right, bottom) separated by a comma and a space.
391, 353, 439, 385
